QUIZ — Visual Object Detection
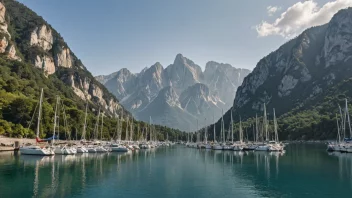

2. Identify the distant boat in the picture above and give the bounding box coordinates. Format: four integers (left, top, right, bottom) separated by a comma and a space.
20, 88, 55, 156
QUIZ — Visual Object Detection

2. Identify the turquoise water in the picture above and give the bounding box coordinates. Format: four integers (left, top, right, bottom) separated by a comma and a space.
0, 144, 351, 198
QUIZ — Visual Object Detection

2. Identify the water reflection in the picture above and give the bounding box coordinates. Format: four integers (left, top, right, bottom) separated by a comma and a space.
329, 152, 352, 183
0, 145, 352, 197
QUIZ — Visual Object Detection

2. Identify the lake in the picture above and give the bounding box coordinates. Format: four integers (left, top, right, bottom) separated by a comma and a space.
0, 144, 351, 198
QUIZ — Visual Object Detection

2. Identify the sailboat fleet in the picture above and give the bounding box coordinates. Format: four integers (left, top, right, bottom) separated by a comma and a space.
187, 103, 285, 152
327, 99, 352, 153
19, 89, 173, 156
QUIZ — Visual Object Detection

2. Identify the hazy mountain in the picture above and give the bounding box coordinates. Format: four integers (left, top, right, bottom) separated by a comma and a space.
97, 54, 250, 131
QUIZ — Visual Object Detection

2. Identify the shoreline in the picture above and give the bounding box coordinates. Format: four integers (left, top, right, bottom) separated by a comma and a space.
0, 136, 36, 151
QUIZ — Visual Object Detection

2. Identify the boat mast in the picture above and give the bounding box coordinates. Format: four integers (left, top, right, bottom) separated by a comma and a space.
255, 114, 258, 143
94, 108, 100, 140
213, 113, 216, 143
346, 99, 352, 138
52, 95, 59, 145
239, 116, 243, 144
336, 114, 341, 144
36, 88, 44, 139
196, 119, 199, 143
263, 103, 268, 141
221, 109, 224, 143
82, 102, 88, 141
125, 116, 129, 141
130, 118, 133, 141
273, 108, 278, 142
205, 118, 207, 144
231, 109, 234, 144
100, 112, 104, 140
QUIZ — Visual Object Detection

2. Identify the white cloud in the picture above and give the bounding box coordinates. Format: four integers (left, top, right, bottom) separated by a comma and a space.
256, 0, 352, 38
267, 6, 281, 16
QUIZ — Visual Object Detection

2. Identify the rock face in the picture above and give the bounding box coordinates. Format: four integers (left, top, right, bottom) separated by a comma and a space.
0, 2, 20, 61
226, 7, 352, 124
0, 36, 8, 53
97, 54, 250, 131
54, 46, 72, 68
30, 25, 53, 51
0, 0, 126, 117
0, 2, 9, 36
34, 55, 55, 75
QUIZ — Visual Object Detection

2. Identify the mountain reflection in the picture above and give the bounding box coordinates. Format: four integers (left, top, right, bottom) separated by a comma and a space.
0, 144, 352, 198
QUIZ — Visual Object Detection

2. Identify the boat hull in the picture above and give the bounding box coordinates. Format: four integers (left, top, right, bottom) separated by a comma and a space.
20, 146, 55, 156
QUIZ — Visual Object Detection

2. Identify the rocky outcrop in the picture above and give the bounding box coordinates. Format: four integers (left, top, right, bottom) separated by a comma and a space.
0, 2, 9, 37
6, 44, 20, 61
54, 46, 72, 68
0, 36, 8, 53
0, 2, 20, 61
34, 55, 55, 75
68, 74, 123, 115
278, 75, 298, 97
30, 25, 53, 51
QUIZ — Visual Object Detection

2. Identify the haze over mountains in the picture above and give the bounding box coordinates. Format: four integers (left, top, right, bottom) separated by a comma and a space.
96, 54, 250, 131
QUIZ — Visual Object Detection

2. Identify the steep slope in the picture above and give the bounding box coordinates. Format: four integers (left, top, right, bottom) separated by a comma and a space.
1, 0, 123, 116
98, 54, 250, 131
212, 7, 352, 140
179, 83, 225, 125
0, 0, 136, 139
137, 86, 197, 131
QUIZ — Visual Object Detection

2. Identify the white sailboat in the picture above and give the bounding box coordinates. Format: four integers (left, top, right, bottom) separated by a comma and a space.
268, 108, 284, 152
212, 113, 222, 150
53, 96, 75, 155
77, 103, 88, 153
96, 112, 108, 153
233, 116, 244, 151
20, 88, 55, 156
255, 103, 271, 151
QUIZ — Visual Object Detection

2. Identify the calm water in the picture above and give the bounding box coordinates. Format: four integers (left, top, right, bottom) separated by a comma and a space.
0, 144, 351, 198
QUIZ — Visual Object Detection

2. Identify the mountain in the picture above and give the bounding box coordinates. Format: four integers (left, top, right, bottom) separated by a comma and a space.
0, 0, 132, 138
213, 7, 352, 140
97, 54, 250, 131
0, 0, 187, 141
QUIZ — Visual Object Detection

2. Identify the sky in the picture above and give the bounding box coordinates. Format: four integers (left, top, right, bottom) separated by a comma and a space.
17, 0, 352, 75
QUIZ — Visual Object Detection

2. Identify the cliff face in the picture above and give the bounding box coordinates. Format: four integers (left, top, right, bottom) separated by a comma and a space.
97, 54, 250, 131
0, 0, 125, 117
205, 7, 352, 138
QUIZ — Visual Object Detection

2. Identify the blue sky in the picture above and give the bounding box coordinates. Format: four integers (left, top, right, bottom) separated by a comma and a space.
18, 0, 347, 75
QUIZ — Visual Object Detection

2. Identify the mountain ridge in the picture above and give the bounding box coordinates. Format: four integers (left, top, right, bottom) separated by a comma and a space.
97, 54, 250, 131
210, 7, 352, 140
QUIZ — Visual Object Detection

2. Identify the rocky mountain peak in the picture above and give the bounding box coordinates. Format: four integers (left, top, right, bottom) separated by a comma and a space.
97, 54, 250, 131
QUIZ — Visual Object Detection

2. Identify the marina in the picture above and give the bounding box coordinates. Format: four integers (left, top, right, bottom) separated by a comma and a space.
0, 143, 352, 198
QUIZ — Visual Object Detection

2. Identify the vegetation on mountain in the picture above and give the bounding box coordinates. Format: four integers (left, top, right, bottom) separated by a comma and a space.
0, 0, 186, 141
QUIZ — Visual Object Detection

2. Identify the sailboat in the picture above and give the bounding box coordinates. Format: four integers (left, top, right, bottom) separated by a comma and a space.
77, 103, 89, 153
20, 88, 55, 156
95, 112, 108, 153
267, 108, 284, 152
255, 103, 271, 151
233, 116, 244, 151
111, 113, 129, 152
212, 112, 223, 150
87, 108, 100, 153
338, 99, 352, 153
204, 118, 212, 149
53, 96, 75, 155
